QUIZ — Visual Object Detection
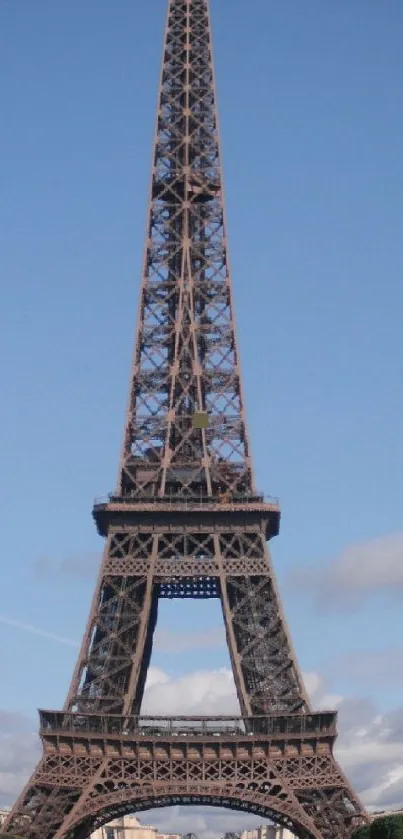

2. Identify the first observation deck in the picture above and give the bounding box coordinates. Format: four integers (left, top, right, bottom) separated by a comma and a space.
40, 711, 337, 746
93, 491, 281, 539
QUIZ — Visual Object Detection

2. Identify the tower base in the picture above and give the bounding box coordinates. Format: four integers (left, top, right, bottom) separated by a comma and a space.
3, 712, 368, 839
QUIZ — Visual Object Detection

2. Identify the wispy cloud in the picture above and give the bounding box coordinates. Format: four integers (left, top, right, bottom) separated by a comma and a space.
0, 615, 79, 648
153, 627, 224, 653
33, 553, 100, 580
0, 616, 225, 655
288, 531, 403, 609
332, 647, 403, 687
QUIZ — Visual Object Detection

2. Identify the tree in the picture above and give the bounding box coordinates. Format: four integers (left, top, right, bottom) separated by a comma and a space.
371, 815, 403, 838
352, 826, 371, 839
352, 815, 403, 838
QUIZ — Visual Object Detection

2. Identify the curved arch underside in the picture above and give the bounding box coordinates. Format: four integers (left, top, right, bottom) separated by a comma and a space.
69, 785, 320, 839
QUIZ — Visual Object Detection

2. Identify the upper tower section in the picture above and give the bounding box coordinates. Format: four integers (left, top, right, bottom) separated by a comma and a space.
118, 0, 254, 502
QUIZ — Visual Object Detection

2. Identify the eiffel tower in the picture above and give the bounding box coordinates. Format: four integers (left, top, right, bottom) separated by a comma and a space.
3, 2, 369, 838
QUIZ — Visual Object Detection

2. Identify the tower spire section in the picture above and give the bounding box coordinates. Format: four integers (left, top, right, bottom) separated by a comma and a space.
119, 0, 252, 501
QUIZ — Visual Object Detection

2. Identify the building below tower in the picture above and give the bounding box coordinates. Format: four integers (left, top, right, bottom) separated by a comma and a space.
0, 809, 10, 827
0, 811, 299, 839
88, 819, 298, 839
240, 826, 296, 839
89, 815, 181, 839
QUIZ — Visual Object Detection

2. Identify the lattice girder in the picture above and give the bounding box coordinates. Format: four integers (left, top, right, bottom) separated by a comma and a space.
118, 0, 252, 500
2, 1, 369, 838
61, 514, 309, 719
4, 716, 365, 839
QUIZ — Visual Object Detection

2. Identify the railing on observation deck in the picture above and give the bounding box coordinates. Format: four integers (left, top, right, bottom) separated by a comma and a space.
93, 492, 280, 510
39, 711, 336, 739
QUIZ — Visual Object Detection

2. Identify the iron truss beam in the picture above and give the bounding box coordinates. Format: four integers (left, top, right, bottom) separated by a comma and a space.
3, 1, 369, 838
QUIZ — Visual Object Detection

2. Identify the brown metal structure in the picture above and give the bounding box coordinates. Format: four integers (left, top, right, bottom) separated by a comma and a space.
3, 1, 369, 838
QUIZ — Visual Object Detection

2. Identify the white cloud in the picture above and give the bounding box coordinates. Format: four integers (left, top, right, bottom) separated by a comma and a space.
288, 531, 403, 608
141, 666, 403, 817
141, 804, 265, 839
144, 667, 170, 690
143, 667, 240, 715
142, 667, 403, 813
0, 712, 41, 808
333, 701, 403, 811
142, 667, 336, 719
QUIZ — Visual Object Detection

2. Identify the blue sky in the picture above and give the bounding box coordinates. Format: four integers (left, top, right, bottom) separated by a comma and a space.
1, 0, 402, 744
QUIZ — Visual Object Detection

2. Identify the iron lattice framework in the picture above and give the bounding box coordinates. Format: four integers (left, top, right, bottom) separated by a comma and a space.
4, 2, 368, 838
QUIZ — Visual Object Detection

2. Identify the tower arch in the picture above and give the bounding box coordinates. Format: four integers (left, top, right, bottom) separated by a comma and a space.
64, 787, 321, 839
